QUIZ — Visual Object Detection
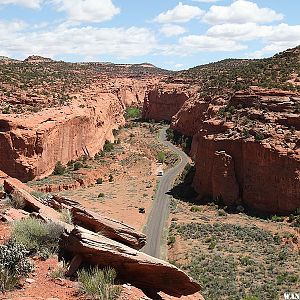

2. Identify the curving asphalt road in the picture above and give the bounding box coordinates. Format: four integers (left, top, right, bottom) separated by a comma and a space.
142, 127, 189, 258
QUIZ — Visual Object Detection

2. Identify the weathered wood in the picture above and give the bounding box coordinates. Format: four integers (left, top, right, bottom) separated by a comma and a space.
51, 195, 146, 250
60, 226, 200, 297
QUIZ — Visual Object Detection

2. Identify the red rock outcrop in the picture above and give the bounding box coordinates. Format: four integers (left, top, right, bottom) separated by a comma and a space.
2, 176, 201, 298
143, 86, 300, 214
142, 84, 190, 122
61, 227, 200, 297
50, 195, 146, 250
0, 78, 156, 181
192, 133, 300, 213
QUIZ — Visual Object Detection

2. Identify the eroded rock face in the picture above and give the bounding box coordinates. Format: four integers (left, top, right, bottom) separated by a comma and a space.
142, 85, 189, 122
212, 151, 240, 206
192, 134, 300, 214
143, 86, 300, 214
0, 79, 155, 181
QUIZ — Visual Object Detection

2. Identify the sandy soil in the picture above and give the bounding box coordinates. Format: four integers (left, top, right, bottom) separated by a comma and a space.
0, 121, 188, 300
52, 122, 175, 231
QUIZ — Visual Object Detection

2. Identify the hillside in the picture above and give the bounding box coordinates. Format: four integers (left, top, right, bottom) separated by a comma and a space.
0, 56, 170, 114
172, 46, 300, 97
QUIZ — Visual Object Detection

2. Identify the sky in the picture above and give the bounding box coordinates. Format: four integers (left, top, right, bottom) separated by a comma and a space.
0, 0, 300, 70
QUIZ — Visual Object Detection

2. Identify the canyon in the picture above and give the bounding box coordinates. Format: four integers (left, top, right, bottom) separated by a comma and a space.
0, 47, 299, 300
1, 51, 299, 213
0, 60, 164, 181
143, 85, 300, 214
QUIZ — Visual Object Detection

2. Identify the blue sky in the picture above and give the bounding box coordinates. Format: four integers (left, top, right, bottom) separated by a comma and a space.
0, 0, 300, 70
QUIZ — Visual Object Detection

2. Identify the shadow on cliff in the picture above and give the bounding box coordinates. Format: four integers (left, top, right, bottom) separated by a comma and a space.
167, 164, 199, 204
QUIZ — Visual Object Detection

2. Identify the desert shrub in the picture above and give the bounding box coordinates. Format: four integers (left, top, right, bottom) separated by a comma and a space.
60, 208, 73, 225
168, 235, 176, 247
98, 193, 105, 198
108, 175, 113, 182
218, 209, 227, 217
11, 218, 64, 255
190, 206, 201, 212
157, 151, 166, 163
270, 215, 284, 222
241, 128, 251, 138
73, 161, 83, 171
78, 267, 121, 300
103, 141, 114, 152
50, 260, 68, 280
0, 240, 33, 291
96, 178, 103, 184
254, 132, 265, 142
125, 107, 141, 120
53, 161, 66, 175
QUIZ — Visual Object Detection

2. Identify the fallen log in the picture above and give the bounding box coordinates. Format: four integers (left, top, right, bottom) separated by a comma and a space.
60, 226, 200, 297
51, 195, 146, 250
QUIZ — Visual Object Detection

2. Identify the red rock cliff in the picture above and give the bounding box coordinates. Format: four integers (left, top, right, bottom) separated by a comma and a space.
143, 86, 300, 214
142, 85, 190, 122
0, 79, 153, 181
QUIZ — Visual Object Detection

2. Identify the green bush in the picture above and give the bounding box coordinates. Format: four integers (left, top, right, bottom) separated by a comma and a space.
50, 260, 68, 280
125, 107, 141, 120
11, 218, 64, 255
53, 161, 66, 175
157, 151, 166, 163
78, 267, 121, 300
190, 206, 201, 212
103, 141, 114, 152
168, 235, 176, 247
254, 132, 265, 142
60, 208, 73, 225
270, 215, 284, 222
0, 240, 33, 292
73, 161, 83, 171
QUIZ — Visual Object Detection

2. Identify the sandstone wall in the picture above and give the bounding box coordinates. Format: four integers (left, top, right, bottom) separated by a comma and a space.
0, 80, 150, 182
192, 134, 300, 214
142, 87, 188, 122
142, 86, 300, 214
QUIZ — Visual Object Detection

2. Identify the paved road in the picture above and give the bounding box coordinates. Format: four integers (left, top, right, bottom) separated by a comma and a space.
142, 127, 189, 258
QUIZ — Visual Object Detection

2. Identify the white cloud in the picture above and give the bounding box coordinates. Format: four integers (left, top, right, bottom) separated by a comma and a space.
0, 0, 42, 8
154, 2, 204, 23
203, 0, 283, 24
207, 22, 300, 45
163, 35, 246, 55
160, 24, 186, 37
174, 63, 184, 69
0, 23, 157, 59
258, 23, 300, 55
207, 23, 272, 41
52, 0, 120, 23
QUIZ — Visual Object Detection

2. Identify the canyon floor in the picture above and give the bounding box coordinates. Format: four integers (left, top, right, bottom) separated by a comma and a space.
167, 195, 300, 300
0, 120, 201, 300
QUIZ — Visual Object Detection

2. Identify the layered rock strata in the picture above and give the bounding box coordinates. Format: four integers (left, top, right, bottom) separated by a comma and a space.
0, 79, 155, 181
143, 86, 300, 214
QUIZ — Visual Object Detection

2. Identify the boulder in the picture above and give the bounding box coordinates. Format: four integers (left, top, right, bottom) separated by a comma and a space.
51, 195, 146, 250
4, 178, 61, 221
60, 227, 200, 297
